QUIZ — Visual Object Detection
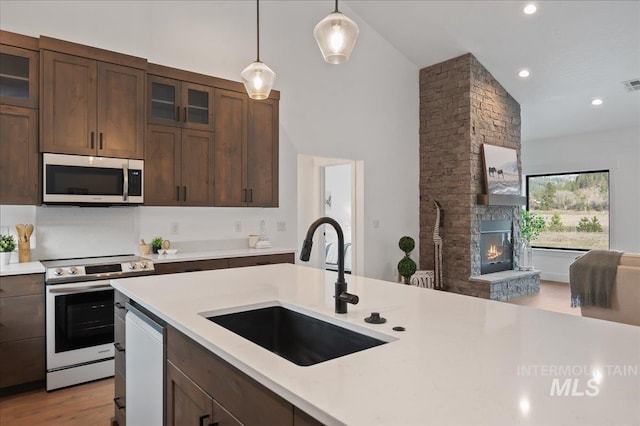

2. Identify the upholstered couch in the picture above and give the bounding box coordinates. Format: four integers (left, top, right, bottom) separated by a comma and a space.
580, 253, 640, 326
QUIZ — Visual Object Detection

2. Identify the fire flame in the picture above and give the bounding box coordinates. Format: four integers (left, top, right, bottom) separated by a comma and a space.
487, 244, 502, 261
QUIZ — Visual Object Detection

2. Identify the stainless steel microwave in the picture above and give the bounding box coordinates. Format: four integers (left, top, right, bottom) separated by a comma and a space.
43, 153, 143, 205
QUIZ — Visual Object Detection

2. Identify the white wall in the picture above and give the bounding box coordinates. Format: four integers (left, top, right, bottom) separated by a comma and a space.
522, 126, 640, 282
0, 1, 420, 280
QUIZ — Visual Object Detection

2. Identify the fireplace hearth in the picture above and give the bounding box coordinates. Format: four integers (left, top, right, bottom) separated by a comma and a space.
480, 220, 513, 274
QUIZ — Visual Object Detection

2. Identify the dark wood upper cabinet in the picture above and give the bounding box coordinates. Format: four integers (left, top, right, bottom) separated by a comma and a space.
41, 50, 144, 158
148, 75, 214, 132
0, 105, 38, 205
145, 124, 213, 206
0, 44, 39, 109
248, 98, 279, 207
214, 89, 247, 207
214, 89, 278, 207
97, 62, 144, 158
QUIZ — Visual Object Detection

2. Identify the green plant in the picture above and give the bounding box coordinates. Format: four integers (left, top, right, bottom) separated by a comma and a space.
547, 212, 565, 232
397, 236, 416, 284
577, 216, 603, 232
520, 210, 546, 242
0, 234, 16, 252
151, 237, 164, 250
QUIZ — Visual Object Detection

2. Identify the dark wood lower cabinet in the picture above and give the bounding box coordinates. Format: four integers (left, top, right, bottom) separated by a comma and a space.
155, 253, 294, 275
0, 273, 45, 394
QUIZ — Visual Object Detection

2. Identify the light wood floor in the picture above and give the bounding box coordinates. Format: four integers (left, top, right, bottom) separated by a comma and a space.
0, 378, 114, 426
507, 279, 581, 316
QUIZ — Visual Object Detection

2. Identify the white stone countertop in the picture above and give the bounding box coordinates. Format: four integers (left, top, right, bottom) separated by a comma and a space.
0, 260, 45, 276
143, 247, 296, 263
111, 264, 640, 425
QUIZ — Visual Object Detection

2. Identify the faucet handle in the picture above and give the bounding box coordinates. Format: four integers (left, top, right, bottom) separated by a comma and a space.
338, 292, 359, 305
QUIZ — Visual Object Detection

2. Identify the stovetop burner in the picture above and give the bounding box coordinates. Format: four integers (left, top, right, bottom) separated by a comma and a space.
42, 254, 154, 284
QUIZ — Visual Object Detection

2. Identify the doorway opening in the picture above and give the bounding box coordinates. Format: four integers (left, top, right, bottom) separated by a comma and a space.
297, 155, 364, 276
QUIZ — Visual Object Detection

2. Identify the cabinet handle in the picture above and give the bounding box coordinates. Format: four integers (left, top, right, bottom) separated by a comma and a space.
114, 301, 126, 310
114, 397, 125, 410
256, 262, 271, 265
199, 414, 209, 426
184, 268, 202, 272
99, 132, 104, 150
176, 186, 180, 201
175, 106, 180, 121
183, 186, 187, 202
90, 131, 95, 149
184, 107, 187, 122
249, 189, 253, 203
114, 342, 125, 352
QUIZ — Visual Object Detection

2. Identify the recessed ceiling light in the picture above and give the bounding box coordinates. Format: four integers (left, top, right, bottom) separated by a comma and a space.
518, 69, 530, 78
524, 3, 537, 15
591, 98, 603, 106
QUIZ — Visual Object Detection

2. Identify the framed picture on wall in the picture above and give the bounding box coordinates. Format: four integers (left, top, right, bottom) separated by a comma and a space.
481, 144, 520, 195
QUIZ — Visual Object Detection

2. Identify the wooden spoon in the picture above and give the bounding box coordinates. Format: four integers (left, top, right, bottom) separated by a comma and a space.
15, 224, 26, 242
25, 224, 34, 241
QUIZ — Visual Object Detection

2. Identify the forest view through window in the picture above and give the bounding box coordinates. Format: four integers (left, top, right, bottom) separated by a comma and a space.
526, 170, 609, 251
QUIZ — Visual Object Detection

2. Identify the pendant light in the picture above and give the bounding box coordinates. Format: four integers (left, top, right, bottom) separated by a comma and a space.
241, 0, 276, 100
313, 0, 360, 64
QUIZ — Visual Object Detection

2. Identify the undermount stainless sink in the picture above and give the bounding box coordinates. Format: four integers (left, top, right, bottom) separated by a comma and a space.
205, 305, 389, 366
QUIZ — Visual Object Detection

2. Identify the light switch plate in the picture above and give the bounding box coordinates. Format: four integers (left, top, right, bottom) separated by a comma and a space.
277, 221, 286, 232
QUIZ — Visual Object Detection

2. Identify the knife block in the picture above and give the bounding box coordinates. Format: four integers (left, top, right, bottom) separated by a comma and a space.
18, 241, 31, 263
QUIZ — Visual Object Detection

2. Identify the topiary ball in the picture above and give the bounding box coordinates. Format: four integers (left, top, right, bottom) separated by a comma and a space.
398, 255, 417, 280
398, 236, 415, 253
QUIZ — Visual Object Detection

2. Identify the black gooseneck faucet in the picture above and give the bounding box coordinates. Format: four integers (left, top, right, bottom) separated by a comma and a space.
300, 217, 359, 314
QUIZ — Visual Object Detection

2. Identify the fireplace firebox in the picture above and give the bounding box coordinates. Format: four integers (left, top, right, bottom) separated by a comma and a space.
480, 220, 513, 274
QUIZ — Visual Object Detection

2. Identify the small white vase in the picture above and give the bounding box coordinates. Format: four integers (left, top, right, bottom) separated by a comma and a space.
0, 252, 11, 265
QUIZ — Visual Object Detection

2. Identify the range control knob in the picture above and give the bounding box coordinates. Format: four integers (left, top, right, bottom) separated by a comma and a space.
53, 268, 64, 276
139, 262, 148, 269
68, 267, 78, 275
128, 262, 137, 270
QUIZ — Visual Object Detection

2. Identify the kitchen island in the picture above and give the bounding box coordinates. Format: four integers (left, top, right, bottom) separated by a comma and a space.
111, 264, 640, 425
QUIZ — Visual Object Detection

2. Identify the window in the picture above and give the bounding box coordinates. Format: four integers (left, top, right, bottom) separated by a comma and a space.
526, 170, 609, 251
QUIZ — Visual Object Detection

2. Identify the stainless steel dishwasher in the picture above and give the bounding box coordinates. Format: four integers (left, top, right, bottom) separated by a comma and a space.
125, 303, 163, 426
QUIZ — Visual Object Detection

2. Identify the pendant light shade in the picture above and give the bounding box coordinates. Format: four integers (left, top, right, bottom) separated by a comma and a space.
314, 0, 360, 64
241, 61, 276, 101
242, 0, 276, 100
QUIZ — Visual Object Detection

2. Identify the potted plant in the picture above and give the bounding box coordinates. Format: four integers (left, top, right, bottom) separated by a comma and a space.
151, 237, 164, 254
0, 234, 16, 265
519, 210, 545, 271
397, 236, 417, 284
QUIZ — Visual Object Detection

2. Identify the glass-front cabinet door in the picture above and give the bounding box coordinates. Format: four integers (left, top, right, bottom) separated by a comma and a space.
148, 75, 180, 126
147, 75, 214, 131
0, 45, 39, 108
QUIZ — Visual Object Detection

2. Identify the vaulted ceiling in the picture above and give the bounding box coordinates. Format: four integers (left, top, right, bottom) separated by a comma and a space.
346, 0, 640, 141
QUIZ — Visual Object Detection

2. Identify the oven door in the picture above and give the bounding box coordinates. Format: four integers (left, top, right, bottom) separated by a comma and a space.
46, 280, 115, 370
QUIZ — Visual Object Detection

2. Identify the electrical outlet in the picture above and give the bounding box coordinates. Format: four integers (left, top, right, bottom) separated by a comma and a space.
234, 221, 242, 232
373, 219, 380, 229
277, 221, 286, 232
170, 222, 179, 235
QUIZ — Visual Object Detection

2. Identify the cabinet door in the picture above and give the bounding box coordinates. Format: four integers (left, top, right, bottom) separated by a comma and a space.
0, 44, 38, 108
167, 361, 214, 426
181, 129, 214, 206
145, 125, 181, 206
0, 294, 45, 342
148, 75, 181, 127
248, 98, 279, 207
41, 51, 97, 155
213, 89, 247, 207
0, 337, 45, 388
97, 62, 144, 159
0, 105, 38, 204
183, 83, 214, 132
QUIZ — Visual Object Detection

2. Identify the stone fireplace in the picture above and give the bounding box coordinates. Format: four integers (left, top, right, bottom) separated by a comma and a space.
419, 53, 539, 301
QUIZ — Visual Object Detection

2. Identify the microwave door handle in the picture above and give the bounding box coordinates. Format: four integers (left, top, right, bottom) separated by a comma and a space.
123, 165, 129, 202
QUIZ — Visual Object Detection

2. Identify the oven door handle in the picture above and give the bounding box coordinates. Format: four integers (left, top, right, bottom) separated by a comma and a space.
48, 284, 112, 294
